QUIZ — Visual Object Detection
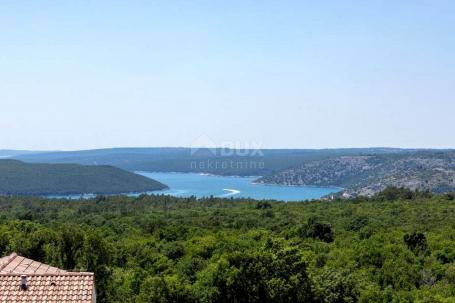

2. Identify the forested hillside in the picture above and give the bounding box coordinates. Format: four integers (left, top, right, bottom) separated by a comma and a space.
0, 160, 167, 196
12, 147, 407, 176
257, 151, 455, 196
1, 191, 455, 302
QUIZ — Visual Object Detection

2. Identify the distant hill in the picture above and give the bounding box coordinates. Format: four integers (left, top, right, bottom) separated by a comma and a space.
10, 148, 455, 196
256, 151, 455, 196
12, 147, 413, 176
0, 150, 46, 158
0, 160, 168, 196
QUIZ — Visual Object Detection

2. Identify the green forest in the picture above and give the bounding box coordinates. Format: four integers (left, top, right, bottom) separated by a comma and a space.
0, 160, 167, 195
1, 189, 455, 302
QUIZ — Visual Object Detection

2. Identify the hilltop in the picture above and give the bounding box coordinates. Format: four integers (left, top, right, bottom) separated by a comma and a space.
10, 148, 455, 196
11, 147, 412, 176
0, 160, 168, 196
256, 151, 455, 196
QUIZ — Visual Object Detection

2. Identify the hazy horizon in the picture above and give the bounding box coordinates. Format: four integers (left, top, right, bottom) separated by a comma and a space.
2, 1, 454, 150
2, 146, 455, 153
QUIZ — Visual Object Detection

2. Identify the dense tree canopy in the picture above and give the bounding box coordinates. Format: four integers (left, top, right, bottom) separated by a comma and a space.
0, 192, 455, 302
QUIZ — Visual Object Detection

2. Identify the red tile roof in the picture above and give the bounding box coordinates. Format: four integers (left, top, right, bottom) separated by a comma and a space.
0, 254, 95, 303
0, 253, 66, 274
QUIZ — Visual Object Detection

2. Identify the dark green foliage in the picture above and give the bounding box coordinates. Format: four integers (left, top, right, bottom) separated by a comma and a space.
60, 224, 84, 269
255, 201, 272, 209
313, 269, 358, 302
0, 160, 167, 196
83, 230, 113, 302
301, 217, 334, 243
436, 246, 455, 264
207, 241, 313, 303
404, 232, 428, 253
0, 194, 455, 302
160, 242, 185, 260
377, 186, 418, 201
347, 215, 369, 232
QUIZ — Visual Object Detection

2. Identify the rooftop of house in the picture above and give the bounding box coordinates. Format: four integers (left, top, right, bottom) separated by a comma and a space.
0, 253, 66, 274
0, 253, 95, 303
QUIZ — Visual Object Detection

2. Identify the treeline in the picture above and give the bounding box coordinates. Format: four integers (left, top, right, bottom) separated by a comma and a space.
0, 160, 167, 196
1, 190, 455, 302
13, 147, 401, 176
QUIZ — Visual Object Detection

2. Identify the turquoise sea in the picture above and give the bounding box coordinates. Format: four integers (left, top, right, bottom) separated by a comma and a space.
138, 172, 340, 202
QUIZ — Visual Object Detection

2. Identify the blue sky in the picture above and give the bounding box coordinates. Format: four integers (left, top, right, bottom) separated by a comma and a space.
1, 1, 454, 150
